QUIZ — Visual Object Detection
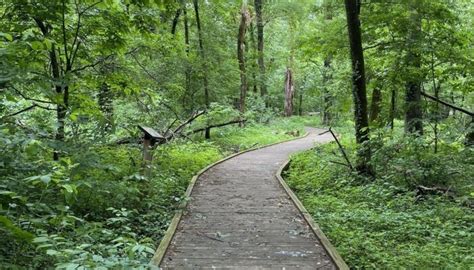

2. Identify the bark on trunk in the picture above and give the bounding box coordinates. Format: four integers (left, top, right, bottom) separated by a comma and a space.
99, 82, 114, 132
254, 0, 267, 99
298, 92, 303, 116
369, 87, 382, 124
404, 5, 423, 135
250, 22, 258, 93
466, 118, 474, 146
390, 88, 396, 130
344, 0, 373, 176
193, 0, 211, 139
182, 2, 193, 110
237, 6, 249, 117
284, 68, 294, 117
171, 8, 181, 35
322, 57, 332, 125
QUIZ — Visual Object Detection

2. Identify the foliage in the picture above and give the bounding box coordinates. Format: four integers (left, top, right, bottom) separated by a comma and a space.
0, 117, 309, 268
285, 132, 474, 269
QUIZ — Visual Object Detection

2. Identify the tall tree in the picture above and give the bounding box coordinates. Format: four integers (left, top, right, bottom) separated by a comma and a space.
404, 2, 424, 135
344, 0, 373, 176
193, 0, 211, 139
322, 0, 334, 125
284, 67, 294, 117
237, 4, 249, 118
322, 57, 333, 125
254, 0, 267, 99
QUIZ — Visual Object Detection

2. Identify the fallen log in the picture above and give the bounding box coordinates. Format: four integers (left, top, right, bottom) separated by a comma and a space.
189, 119, 247, 135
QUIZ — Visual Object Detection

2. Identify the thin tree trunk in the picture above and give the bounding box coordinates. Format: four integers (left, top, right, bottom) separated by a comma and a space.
171, 8, 181, 35
369, 87, 382, 125
237, 5, 249, 119
322, 57, 332, 125
322, 1, 333, 125
36, 19, 67, 160
98, 82, 114, 132
404, 4, 423, 135
344, 0, 373, 176
298, 92, 303, 116
254, 0, 267, 100
181, 1, 193, 111
284, 68, 294, 117
390, 88, 396, 130
193, 0, 211, 139
249, 22, 258, 93
466, 118, 474, 146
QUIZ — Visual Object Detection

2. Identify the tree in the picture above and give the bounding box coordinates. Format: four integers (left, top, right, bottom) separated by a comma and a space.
284, 67, 294, 117
193, 0, 211, 139
254, 0, 267, 99
404, 2, 424, 135
237, 3, 250, 118
344, 0, 373, 176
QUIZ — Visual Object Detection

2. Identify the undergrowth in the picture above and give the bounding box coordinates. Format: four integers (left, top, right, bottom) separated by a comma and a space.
284, 127, 473, 269
0, 117, 309, 268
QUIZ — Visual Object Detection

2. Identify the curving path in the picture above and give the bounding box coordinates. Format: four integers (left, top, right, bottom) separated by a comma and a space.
153, 128, 346, 269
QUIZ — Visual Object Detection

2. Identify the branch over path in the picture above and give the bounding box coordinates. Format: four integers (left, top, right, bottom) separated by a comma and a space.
153, 128, 348, 269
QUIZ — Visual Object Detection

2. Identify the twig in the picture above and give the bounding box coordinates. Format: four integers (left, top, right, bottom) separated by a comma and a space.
319, 127, 354, 171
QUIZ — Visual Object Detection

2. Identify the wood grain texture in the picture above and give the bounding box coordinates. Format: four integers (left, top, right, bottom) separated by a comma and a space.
151, 128, 348, 269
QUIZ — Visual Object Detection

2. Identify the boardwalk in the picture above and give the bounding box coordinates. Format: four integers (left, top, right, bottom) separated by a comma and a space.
153, 128, 347, 269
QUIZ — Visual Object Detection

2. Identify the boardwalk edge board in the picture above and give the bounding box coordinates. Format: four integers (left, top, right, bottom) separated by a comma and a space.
276, 161, 350, 270
150, 129, 348, 269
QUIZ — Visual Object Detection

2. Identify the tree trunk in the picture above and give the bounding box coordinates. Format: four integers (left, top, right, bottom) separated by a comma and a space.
193, 0, 211, 139
466, 117, 474, 146
171, 8, 181, 35
249, 22, 258, 93
344, 0, 373, 176
237, 5, 249, 119
98, 82, 114, 132
369, 87, 382, 125
298, 92, 303, 116
284, 68, 294, 117
404, 4, 423, 135
181, 1, 193, 111
254, 0, 267, 100
49, 43, 67, 161
390, 88, 396, 130
322, 57, 332, 125
322, 1, 334, 125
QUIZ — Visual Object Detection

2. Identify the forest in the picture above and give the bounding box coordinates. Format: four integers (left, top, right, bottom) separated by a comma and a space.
0, 0, 473, 269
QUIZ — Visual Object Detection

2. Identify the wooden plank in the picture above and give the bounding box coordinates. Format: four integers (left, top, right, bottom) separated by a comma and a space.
275, 158, 350, 270
149, 132, 311, 267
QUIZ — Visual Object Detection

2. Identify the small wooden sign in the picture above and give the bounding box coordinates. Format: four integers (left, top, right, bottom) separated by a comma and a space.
138, 125, 165, 176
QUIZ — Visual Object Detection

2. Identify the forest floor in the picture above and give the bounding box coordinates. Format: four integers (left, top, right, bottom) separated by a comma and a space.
284, 122, 473, 269
158, 128, 339, 269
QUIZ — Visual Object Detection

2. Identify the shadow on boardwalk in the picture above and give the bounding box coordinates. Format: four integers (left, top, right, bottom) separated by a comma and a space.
153, 128, 347, 269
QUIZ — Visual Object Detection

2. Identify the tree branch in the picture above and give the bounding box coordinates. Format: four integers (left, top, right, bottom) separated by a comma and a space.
2, 104, 37, 119
190, 119, 246, 134
71, 54, 114, 73
11, 86, 53, 104
421, 91, 473, 117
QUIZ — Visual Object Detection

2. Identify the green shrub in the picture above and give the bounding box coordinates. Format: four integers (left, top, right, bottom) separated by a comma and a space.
285, 139, 473, 269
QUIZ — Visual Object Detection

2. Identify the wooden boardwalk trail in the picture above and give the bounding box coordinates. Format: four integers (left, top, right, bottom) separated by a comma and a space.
152, 128, 348, 269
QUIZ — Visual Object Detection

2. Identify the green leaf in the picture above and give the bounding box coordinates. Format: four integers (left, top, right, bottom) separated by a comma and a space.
46, 249, 59, 256
0, 32, 13, 41
40, 174, 52, 184
44, 39, 53, 50
30, 41, 44, 50
0, 215, 34, 242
